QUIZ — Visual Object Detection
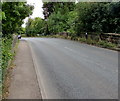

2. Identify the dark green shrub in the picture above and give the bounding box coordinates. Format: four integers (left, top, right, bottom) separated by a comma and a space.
2, 38, 13, 75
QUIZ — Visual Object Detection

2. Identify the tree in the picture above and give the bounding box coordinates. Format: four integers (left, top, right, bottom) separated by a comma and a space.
25, 17, 45, 36
109, 2, 120, 33
2, 2, 34, 37
76, 2, 120, 34
43, 2, 75, 34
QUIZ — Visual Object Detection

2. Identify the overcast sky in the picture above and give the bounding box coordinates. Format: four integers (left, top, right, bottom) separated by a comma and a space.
22, 0, 44, 27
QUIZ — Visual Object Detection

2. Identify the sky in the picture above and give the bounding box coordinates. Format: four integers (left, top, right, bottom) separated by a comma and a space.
22, 0, 44, 27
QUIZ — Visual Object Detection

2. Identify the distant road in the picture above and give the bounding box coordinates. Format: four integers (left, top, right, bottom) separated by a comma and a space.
23, 38, 118, 99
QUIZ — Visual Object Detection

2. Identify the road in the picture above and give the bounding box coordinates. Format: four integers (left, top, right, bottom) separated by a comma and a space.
23, 38, 118, 99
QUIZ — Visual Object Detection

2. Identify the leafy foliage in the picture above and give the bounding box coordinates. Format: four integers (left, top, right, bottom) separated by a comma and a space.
76, 2, 120, 34
2, 2, 34, 37
25, 17, 45, 36
43, 2, 76, 34
2, 38, 13, 69
42, 2, 120, 36
26, 2, 120, 37
2, 2, 34, 70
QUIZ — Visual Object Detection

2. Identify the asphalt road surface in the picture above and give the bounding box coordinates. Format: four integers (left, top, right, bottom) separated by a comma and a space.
23, 38, 118, 99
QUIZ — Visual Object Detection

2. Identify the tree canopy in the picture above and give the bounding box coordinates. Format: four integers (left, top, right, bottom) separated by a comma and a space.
25, 17, 45, 36
2, 2, 34, 37
25, 2, 120, 37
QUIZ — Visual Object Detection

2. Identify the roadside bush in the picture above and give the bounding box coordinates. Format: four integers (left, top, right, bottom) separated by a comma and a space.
78, 37, 87, 43
98, 41, 116, 48
2, 38, 13, 76
86, 37, 96, 45
0, 37, 13, 99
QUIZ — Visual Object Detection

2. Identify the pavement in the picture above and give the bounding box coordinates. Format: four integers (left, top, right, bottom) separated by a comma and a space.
24, 38, 118, 99
8, 40, 41, 99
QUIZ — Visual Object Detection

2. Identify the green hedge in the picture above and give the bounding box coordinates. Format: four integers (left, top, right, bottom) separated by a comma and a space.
1, 38, 13, 77
0, 37, 13, 99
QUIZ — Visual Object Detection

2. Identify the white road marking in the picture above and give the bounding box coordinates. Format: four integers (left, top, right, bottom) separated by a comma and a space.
64, 47, 74, 52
